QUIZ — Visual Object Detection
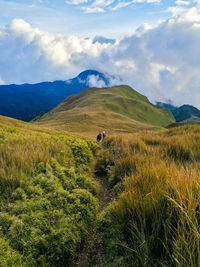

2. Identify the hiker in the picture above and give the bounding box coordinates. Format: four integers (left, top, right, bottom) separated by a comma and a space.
96, 133, 102, 142
102, 131, 107, 141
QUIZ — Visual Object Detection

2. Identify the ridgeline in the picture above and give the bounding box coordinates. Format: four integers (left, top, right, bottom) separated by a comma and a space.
37, 85, 175, 135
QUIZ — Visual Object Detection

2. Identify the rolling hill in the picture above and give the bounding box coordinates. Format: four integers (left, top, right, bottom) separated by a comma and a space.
157, 102, 200, 123
0, 70, 109, 121
38, 85, 175, 135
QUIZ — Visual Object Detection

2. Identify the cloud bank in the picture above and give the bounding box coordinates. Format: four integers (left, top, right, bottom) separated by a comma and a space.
1, 7, 200, 107
67, 0, 160, 13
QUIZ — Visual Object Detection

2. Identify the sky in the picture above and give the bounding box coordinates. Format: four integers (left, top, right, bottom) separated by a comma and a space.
0, 0, 200, 107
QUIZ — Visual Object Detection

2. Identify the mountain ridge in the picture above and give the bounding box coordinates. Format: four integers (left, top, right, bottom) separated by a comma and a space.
157, 102, 200, 123
0, 70, 109, 121
38, 85, 175, 135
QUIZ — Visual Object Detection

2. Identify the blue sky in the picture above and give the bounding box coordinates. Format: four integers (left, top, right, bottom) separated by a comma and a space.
0, 0, 194, 37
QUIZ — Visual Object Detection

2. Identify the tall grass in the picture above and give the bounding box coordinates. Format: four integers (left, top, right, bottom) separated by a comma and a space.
0, 121, 99, 266
97, 125, 200, 266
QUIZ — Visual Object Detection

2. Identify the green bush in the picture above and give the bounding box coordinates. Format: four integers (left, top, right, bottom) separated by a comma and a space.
0, 235, 24, 267
95, 150, 114, 176
0, 126, 99, 266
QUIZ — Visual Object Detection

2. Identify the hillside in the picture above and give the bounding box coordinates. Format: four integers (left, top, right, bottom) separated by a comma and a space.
0, 70, 109, 121
1, 114, 200, 266
172, 104, 200, 122
95, 125, 200, 266
157, 102, 200, 123
0, 115, 100, 266
38, 85, 175, 135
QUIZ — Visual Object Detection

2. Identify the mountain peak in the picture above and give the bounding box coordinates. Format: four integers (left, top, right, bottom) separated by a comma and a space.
0, 69, 110, 121
77, 70, 103, 79
38, 85, 175, 135
76, 69, 110, 87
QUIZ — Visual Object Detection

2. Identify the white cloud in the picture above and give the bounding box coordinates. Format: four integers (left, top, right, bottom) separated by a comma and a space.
83, 6, 105, 12
1, 8, 200, 107
87, 75, 106, 87
92, 0, 115, 8
0, 76, 5, 85
166, 6, 188, 16
66, 0, 88, 5
67, 0, 161, 13
110, 2, 132, 10
175, 0, 190, 5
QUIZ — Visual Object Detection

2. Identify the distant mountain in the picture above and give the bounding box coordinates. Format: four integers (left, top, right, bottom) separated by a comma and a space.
93, 36, 115, 44
157, 102, 200, 123
172, 105, 200, 122
156, 102, 177, 111
37, 85, 175, 135
0, 70, 109, 121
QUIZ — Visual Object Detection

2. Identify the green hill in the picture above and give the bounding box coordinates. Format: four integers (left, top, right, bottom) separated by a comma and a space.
38, 85, 175, 135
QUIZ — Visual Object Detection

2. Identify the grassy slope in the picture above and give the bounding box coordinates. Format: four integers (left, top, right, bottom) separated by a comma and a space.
1, 114, 200, 266
37, 85, 175, 135
96, 125, 200, 266
0, 115, 99, 266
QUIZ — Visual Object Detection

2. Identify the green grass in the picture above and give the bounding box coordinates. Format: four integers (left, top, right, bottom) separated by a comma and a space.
37, 85, 175, 136
96, 125, 200, 266
2, 113, 200, 266
0, 116, 99, 266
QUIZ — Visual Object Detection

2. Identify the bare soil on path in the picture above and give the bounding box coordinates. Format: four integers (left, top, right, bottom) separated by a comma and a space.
71, 174, 113, 267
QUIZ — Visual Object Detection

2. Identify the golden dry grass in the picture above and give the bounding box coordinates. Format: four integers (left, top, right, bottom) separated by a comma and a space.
97, 125, 200, 266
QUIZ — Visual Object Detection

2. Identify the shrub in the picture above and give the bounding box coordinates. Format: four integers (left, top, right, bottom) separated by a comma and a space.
0, 123, 99, 266
95, 150, 114, 176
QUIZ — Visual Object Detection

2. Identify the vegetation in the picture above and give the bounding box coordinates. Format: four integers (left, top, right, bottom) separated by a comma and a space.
0, 116, 99, 266
1, 111, 200, 266
38, 85, 175, 135
96, 125, 200, 266
172, 104, 200, 123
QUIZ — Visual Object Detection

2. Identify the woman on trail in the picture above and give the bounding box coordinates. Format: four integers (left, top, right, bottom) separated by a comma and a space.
102, 131, 107, 141
96, 133, 102, 142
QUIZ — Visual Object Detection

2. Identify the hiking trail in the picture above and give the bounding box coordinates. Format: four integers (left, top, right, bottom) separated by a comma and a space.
71, 173, 112, 267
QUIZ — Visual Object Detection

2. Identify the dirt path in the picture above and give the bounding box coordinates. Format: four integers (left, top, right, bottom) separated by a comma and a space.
71, 175, 112, 267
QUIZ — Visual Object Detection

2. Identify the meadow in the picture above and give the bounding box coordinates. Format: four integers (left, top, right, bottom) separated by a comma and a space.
1, 114, 200, 266
96, 125, 200, 266
0, 116, 99, 266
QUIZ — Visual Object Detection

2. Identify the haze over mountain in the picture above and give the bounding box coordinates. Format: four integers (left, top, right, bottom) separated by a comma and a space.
0, 70, 109, 121
38, 85, 175, 135
92, 36, 115, 44
172, 105, 200, 123
156, 102, 177, 112
157, 102, 200, 123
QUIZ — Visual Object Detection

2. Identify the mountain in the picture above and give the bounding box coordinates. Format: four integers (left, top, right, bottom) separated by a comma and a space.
156, 102, 177, 111
37, 85, 175, 135
93, 36, 115, 44
157, 102, 200, 123
172, 104, 200, 122
0, 70, 109, 122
